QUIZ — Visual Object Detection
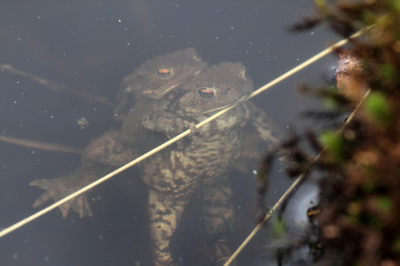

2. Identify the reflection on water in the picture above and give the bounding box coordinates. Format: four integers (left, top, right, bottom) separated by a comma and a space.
0, 1, 340, 265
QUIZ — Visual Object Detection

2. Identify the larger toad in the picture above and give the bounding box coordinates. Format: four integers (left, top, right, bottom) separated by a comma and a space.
140, 61, 256, 265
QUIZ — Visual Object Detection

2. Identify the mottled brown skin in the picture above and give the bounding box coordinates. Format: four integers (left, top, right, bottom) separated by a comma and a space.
30, 48, 209, 217
141, 62, 256, 265
81, 130, 139, 167
140, 62, 284, 265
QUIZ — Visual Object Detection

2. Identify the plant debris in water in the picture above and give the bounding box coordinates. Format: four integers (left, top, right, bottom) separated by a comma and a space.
257, 0, 400, 265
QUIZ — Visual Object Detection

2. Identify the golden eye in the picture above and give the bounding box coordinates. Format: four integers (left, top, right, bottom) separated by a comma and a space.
197, 87, 214, 99
156, 68, 173, 79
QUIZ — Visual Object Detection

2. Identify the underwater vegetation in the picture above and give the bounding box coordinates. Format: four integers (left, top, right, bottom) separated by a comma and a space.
257, 0, 400, 265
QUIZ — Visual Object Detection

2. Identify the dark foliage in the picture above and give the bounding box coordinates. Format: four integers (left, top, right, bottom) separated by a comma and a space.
257, 1, 400, 265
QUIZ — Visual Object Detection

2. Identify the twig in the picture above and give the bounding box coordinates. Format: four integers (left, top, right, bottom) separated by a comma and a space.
0, 135, 83, 154
0, 64, 114, 106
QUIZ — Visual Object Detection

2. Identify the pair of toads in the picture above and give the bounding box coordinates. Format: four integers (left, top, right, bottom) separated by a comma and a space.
30, 47, 282, 266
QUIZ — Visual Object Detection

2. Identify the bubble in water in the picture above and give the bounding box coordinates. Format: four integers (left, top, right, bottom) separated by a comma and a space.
13, 254, 18, 259
44, 256, 49, 261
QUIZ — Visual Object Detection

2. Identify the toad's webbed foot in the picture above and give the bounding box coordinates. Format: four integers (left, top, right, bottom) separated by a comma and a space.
30, 178, 92, 218
30, 167, 107, 218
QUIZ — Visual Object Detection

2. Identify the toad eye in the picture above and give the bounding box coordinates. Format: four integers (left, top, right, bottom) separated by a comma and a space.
156, 68, 173, 79
197, 87, 214, 99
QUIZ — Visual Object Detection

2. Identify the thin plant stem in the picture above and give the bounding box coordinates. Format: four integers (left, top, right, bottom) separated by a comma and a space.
0, 64, 114, 106
0, 135, 83, 154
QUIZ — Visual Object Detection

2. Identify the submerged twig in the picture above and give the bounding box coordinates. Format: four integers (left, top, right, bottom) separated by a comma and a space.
0, 135, 83, 154
0, 64, 114, 106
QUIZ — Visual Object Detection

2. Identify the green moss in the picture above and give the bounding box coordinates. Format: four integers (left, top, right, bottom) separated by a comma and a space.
314, 0, 326, 9
376, 197, 393, 213
362, 178, 376, 193
391, 237, 400, 253
379, 64, 396, 81
319, 131, 345, 162
323, 97, 339, 110
272, 218, 287, 238
386, 0, 400, 14
363, 92, 391, 127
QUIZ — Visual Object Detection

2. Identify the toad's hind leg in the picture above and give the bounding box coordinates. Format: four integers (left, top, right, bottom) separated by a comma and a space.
202, 176, 234, 231
148, 189, 187, 266
202, 176, 236, 264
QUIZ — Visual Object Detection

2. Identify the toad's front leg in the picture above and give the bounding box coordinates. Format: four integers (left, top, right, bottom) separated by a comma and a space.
142, 111, 194, 139
30, 166, 111, 218
245, 101, 282, 147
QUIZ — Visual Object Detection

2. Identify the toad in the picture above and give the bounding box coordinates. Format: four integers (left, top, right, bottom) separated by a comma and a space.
140, 61, 277, 265
30, 48, 209, 218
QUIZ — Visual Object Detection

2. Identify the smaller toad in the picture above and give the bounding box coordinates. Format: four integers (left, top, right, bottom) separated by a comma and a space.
30, 48, 209, 217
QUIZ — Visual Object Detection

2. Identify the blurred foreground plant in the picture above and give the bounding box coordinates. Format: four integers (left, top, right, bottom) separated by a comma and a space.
257, 0, 400, 265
